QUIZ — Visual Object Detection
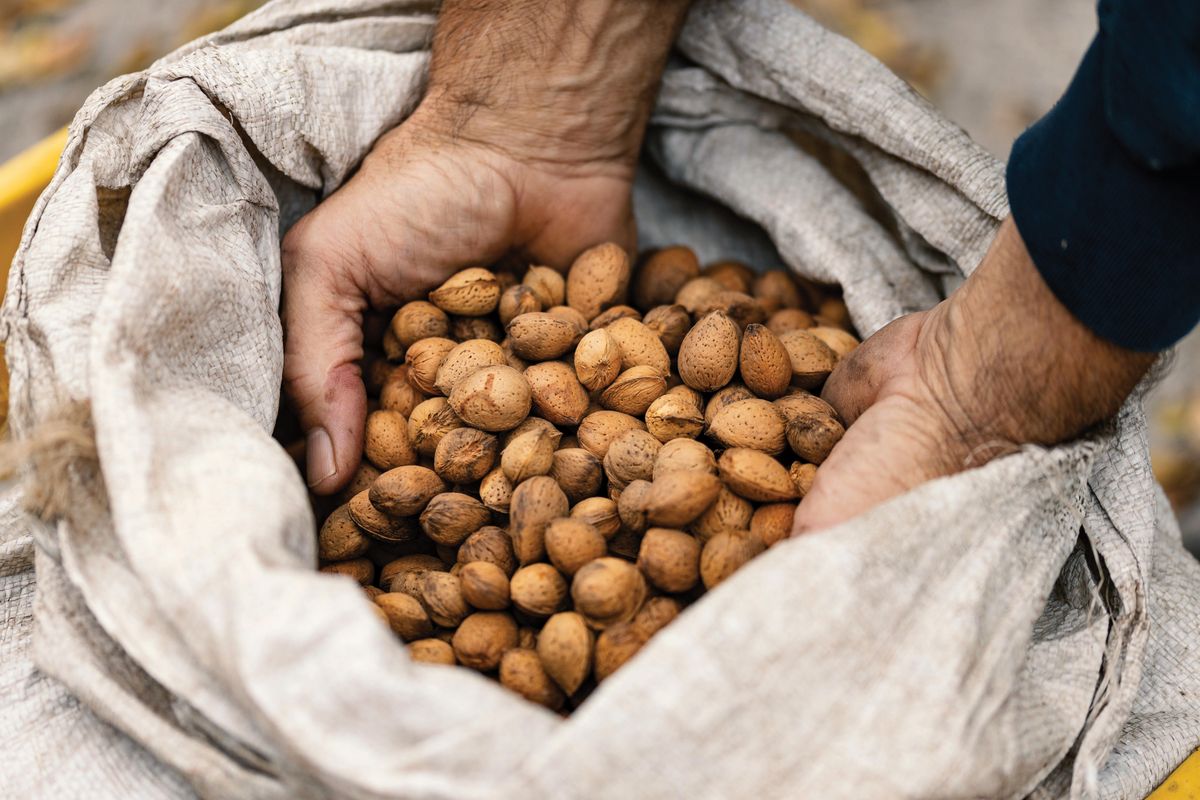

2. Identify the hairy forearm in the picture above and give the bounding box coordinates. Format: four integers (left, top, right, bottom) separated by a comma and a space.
922, 218, 1155, 460
421, 0, 693, 169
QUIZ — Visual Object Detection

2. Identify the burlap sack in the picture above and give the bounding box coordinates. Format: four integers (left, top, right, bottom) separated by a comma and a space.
2, 1, 1197, 797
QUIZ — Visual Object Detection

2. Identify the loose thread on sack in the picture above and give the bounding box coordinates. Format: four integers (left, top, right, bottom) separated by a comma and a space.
0, 399, 101, 522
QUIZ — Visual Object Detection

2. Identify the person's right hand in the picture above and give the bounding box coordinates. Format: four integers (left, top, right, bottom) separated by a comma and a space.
283, 0, 694, 494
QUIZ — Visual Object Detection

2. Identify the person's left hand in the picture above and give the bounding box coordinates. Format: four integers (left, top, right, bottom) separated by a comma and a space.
792, 218, 1154, 534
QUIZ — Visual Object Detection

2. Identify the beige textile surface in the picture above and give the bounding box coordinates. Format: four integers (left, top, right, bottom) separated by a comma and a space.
1, 1, 1197, 798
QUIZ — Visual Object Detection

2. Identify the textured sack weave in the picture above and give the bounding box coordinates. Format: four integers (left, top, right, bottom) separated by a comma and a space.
2, 0, 1198, 798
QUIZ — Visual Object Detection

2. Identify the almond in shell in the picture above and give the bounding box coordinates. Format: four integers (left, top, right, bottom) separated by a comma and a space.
717, 448, 798, 502
644, 471, 722, 528
428, 268, 500, 316
566, 243, 631, 321
739, 323, 792, 399
707, 399, 787, 455
632, 246, 700, 310
537, 611, 594, 694
524, 361, 590, 427
677, 311, 740, 392
447, 365, 532, 432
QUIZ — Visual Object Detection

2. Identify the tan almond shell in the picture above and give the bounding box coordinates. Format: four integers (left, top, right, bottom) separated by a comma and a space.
674, 276, 725, 314
632, 246, 700, 310
475, 467, 512, 512
689, 487, 754, 544
644, 393, 705, 443
700, 529, 766, 590
545, 518, 607, 576
641, 304, 692, 355
677, 311, 740, 392
320, 558, 375, 585
589, 305, 642, 330
739, 323, 792, 399
569, 497, 621, 541
419, 492, 490, 546
573, 328, 623, 392
571, 557, 648, 630
605, 317, 671, 377
452, 612, 519, 670
652, 438, 717, 480
458, 561, 511, 610
348, 490, 416, 543
506, 312, 581, 361
779, 329, 839, 390
644, 471, 723, 528
751, 502, 798, 547
509, 476, 570, 565
717, 448, 799, 502
767, 308, 817, 336
752, 269, 807, 313
537, 611, 594, 695
379, 554, 446, 593
510, 563, 569, 617
549, 448, 604, 504
499, 648, 565, 710
577, 410, 647, 459
405, 336, 457, 395
434, 339, 507, 396
369, 465, 447, 517
808, 325, 860, 358
566, 243, 632, 321
523, 361, 590, 427
785, 412, 846, 465
456, 526, 516, 576
638, 528, 702, 593
702, 260, 756, 293
522, 265, 566, 308
428, 268, 501, 316
432, 427, 498, 484
408, 638, 456, 665
317, 505, 369, 561
616, 479, 653, 535
390, 300, 450, 347
707, 399, 788, 455
599, 365, 668, 416
498, 284, 542, 326
408, 397, 464, 457
447, 365, 532, 432
421, 571, 470, 627
703, 384, 756, 430
364, 409, 418, 470
602, 429, 662, 488
376, 592, 434, 641
500, 428, 557, 483
790, 461, 818, 498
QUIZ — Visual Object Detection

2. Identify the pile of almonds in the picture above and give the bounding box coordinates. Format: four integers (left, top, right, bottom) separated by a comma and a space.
316, 243, 857, 712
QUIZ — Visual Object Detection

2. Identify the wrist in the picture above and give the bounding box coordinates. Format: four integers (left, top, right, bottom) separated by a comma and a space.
422, 0, 692, 172
914, 218, 1154, 463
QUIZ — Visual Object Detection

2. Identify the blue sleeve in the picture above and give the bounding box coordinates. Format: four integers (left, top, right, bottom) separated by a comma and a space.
1005, 0, 1200, 352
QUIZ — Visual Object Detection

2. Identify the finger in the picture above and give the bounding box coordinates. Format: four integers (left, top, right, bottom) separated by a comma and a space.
281, 222, 369, 495
821, 312, 925, 425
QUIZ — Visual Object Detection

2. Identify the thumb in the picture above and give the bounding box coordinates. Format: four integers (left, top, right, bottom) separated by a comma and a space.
820, 312, 926, 425
281, 221, 369, 495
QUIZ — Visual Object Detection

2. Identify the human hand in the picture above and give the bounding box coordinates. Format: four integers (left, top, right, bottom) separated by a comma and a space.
792, 217, 1156, 533
282, 0, 693, 494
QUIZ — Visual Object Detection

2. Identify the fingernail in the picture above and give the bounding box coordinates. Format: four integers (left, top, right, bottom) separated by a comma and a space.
306, 427, 337, 487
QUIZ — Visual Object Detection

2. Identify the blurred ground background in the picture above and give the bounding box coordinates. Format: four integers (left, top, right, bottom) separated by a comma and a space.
2, 0, 1197, 548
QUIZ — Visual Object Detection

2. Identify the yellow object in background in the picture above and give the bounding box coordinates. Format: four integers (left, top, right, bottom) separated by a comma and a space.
0, 126, 67, 273
1, 123, 1199, 799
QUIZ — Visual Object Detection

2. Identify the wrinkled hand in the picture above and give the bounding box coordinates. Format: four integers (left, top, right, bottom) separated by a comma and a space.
282, 0, 693, 493
793, 218, 1154, 533
281, 112, 635, 494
